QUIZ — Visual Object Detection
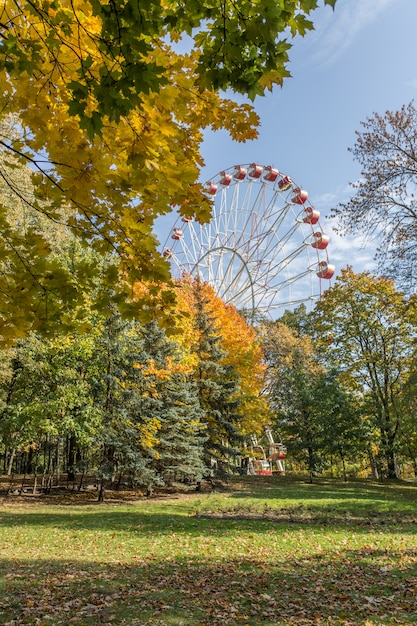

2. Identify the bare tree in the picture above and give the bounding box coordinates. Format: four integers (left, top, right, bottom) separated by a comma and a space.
332, 101, 417, 292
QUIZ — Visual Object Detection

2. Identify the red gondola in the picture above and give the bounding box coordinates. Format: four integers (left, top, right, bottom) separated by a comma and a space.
233, 165, 247, 180
278, 175, 292, 190
219, 171, 232, 186
172, 228, 183, 240
302, 207, 320, 225
316, 261, 335, 279
263, 166, 279, 182
248, 163, 263, 178
205, 181, 218, 195
311, 232, 329, 250
292, 187, 308, 204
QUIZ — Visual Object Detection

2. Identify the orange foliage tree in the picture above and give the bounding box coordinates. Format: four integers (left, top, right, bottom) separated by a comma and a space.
173, 277, 273, 436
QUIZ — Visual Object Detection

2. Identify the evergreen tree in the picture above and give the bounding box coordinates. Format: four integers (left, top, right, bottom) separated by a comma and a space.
150, 374, 206, 486
94, 316, 206, 497
193, 282, 243, 473
142, 322, 206, 486
94, 314, 160, 499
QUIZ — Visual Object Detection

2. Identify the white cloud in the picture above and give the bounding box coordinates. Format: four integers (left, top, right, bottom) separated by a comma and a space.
405, 77, 417, 89
313, 191, 339, 208
302, 0, 396, 68
329, 231, 377, 275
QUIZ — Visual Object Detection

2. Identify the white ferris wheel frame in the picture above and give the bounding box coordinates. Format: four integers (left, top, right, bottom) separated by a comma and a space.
162, 163, 334, 320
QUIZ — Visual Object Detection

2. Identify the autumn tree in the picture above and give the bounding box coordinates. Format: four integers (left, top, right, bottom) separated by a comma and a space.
1, 1, 337, 128
198, 282, 272, 435
278, 303, 313, 335
314, 268, 416, 479
261, 321, 327, 481
332, 101, 417, 292
0, 118, 129, 341
0, 42, 260, 340
174, 277, 272, 437
0, 1, 336, 338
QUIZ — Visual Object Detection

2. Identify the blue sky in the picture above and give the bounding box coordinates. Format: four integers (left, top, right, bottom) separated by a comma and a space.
156, 0, 417, 288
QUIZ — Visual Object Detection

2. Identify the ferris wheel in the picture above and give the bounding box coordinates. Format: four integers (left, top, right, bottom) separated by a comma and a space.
162, 163, 334, 320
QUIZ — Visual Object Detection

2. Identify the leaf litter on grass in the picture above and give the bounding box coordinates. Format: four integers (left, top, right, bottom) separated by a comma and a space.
2, 544, 417, 625
2, 477, 417, 624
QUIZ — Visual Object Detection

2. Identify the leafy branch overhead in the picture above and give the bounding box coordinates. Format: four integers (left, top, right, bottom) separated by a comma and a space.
0, 1, 335, 339
1, 1, 337, 131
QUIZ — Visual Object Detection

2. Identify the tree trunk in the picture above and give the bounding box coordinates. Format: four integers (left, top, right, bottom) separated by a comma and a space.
56, 437, 63, 485
341, 452, 347, 482
6, 449, 16, 476
385, 432, 398, 479
78, 469, 86, 492
67, 434, 77, 482
368, 445, 379, 480
307, 445, 314, 483
329, 454, 334, 479
6, 473, 15, 496
26, 446, 34, 475
98, 478, 105, 502
386, 452, 398, 479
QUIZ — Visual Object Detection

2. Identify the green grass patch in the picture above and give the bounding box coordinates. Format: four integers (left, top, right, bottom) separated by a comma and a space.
1, 476, 417, 625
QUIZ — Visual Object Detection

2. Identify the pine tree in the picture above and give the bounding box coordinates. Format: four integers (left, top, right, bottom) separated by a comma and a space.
192, 282, 243, 474
135, 321, 206, 487
95, 316, 206, 497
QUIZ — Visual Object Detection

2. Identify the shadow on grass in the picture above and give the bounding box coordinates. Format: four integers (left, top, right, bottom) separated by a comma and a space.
226, 476, 417, 510
1, 476, 417, 537
1, 546, 417, 625
2, 478, 417, 624
0, 506, 416, 539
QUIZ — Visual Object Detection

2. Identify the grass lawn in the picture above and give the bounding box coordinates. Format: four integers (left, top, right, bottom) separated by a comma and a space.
1, 475, 417, 625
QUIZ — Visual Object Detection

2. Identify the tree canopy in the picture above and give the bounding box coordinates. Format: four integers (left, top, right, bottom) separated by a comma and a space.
261, 319, 327, 480
0, 1, 336, 339
1, 0, 337, 128
314, 267, 416, 478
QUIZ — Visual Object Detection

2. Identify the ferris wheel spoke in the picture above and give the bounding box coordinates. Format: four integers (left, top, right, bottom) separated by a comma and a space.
233, 185, 264, 245
243, 204, 296, 265
213, 251, 231, 293
272, 221, 302, 249
254, 243, 310, 287
185, 221, 202, 261
221, 254, 242, 295
267, 294, 319, 310
222, 258, 254, 306
243, 223, 303, 280
198, 246, 255, 310
252, 268, 314, 298
223, 273, 255, 307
